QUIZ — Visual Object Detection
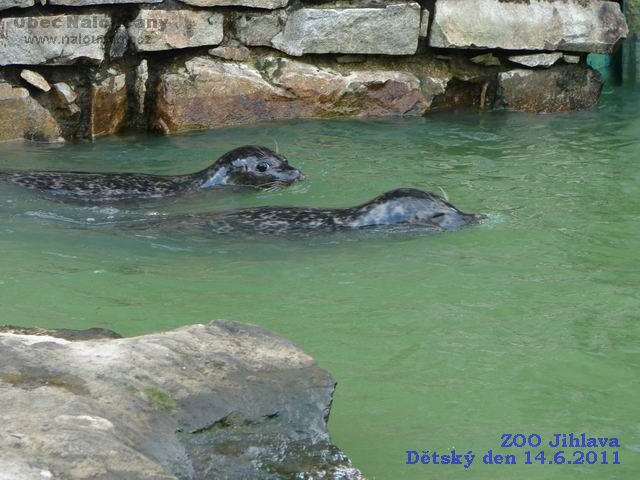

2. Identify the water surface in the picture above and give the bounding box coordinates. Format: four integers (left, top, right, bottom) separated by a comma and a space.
1, 85, 639, 479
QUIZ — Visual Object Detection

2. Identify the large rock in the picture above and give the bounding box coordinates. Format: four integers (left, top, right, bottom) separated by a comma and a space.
233, 10, 285, 46
89, 71, 128, 138
178, 0, 287, 7
0, 82, 63, 143
271, 2, 421, 56
497, 65, 603, 113
153, 55, 445, 133
129, 9, 224, 52
429, 0, 628, 53
0, 321, 364, 479
0, 14, 110, 66
49, 0, 161, 4
261, 57, 434, 117
153, 58, 292, 133
0, 0, 33, 10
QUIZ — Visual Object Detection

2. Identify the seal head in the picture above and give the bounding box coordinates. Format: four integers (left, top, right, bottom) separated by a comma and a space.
197, 146, 305, 190
345, 188, 481, 230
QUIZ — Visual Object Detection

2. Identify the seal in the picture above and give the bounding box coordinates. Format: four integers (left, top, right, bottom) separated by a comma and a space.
148, 188, 483, 236
0, 145, 304, 201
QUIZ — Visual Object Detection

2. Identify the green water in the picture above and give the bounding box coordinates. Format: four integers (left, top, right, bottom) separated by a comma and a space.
1, 85, 639, 479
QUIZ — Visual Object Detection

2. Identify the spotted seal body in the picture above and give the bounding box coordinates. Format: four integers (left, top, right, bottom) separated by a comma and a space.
0, 146, 304, 201
152, 188, 483, 236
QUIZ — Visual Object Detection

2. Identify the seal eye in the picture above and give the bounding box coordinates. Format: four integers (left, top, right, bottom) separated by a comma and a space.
256, 163, 269, 172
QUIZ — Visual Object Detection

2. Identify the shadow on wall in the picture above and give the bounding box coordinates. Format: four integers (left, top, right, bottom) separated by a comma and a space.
622, 0, 640, 82
589, 0, 638, 83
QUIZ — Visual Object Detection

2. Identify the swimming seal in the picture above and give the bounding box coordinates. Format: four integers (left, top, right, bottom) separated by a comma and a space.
146, 188, 483, 236
0, 145, 304, 201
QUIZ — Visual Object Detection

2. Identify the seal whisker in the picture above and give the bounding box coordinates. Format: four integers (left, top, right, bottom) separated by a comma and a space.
438, 187, 449, 202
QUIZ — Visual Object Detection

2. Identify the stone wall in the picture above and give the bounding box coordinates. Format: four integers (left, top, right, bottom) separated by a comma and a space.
0, 0, 629, 143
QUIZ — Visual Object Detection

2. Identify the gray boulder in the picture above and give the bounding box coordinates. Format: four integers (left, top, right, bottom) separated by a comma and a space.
233, 10, 285, 47
429, 0, 628, 53
497, 65, 603, 112
178, 0, 288, 7
49, 0, 162, 5
0, 14, 110, 66
0, 0, 33, 10
0, 321, 364, 479
129, 9, 224, 52
271, 2, 421, 56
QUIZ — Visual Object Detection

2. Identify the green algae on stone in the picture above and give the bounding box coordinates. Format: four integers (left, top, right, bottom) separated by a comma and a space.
144, 387, 177, 412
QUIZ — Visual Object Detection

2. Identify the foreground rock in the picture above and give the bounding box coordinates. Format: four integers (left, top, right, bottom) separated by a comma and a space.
0, 321, 364, 479
0, 82, 63, 143
497, 65, 603, 113
153, 55, 448, 133
429, 0, 628, 53
0, 325, 121, 340
0, 14, 110, 66
272, 2, 421, 56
